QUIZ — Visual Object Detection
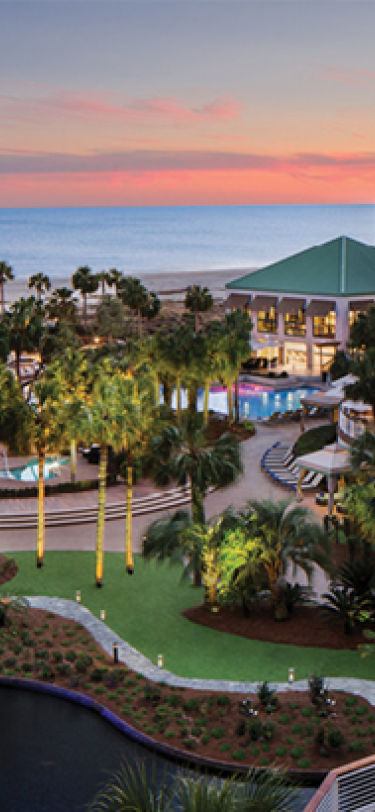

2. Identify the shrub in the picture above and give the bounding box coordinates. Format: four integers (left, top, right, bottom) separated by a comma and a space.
65, 650, 77, 662
263, 721, 276, 740
21, 662, 33, 673
90, 667, 108, 683
275, 746, 287, 757
166, 694, 181, 707
201, 734, 210, 745
75, 657, 90, 674
56, 662, 71, 676
279, 714, 291, 724
183, 698, 199, 712
211, 726, 225, 739
51, 651, 63, 663
290, 747, 304, 760
345, 696, 358, 707
4, 657, 16, 668
232, 749, 247, 761
217, 694, 230, 707
248, 720, 263, 741
219, 743, 230, 752
355, 705, 368, 717
11, 643, 23, 655
349, 741, 364, 754
40, 665, 53, 680
297, 759, 311, 769
257, 681, 277, 708
291, 724, 303, 735
327, 728, 345, 749
235, 720, 247, 737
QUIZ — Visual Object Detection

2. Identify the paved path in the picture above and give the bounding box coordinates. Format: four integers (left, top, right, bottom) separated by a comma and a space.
27, 596, 375, 707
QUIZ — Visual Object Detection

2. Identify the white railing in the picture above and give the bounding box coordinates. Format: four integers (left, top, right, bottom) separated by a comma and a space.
304, 756, 375, 812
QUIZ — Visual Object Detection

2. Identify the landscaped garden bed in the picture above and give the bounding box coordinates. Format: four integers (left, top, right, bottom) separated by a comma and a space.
1, 601, 374, 777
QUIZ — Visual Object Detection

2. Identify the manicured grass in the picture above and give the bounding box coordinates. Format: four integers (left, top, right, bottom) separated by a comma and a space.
2, 551, 374, 683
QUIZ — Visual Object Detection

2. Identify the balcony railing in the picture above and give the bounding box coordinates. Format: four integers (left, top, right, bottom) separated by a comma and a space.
284, 323, 306, 337
304, 754, 375, 811
313, 326, 336, 338
257, 319, 278, 333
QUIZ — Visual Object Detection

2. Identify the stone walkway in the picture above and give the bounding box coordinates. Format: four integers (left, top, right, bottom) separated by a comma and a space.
28, 596, 375, 707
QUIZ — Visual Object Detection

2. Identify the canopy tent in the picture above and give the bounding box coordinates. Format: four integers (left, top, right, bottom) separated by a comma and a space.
295, 442, 351, 514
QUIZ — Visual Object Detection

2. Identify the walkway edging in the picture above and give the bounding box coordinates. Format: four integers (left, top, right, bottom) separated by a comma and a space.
27, 597, 375, 703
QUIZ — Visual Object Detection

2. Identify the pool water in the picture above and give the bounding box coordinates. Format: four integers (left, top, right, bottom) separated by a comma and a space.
0, 457, 68, 482
171, 384, 317, 420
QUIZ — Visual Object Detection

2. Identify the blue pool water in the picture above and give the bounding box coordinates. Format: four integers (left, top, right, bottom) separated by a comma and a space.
171, 384, 317, 420
0, 457, 68, 482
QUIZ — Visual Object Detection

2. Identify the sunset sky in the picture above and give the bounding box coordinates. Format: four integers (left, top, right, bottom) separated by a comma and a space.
1, 0, 375, 208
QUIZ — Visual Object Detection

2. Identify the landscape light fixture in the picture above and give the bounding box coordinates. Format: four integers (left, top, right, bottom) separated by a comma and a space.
288, 668, 295, 685
75, 590, 81, 603
113, 643, 119, 664
157, 654, 164, 669
100, 609, 106, 621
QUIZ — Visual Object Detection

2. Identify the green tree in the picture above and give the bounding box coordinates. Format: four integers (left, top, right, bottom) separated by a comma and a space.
345, 349, 375, 419
28, 272, 51, 301
218, 526, 266, 616
350, 304, 375, 351
72, 265, 99, 331
149, 411, 242, 528
0, 260, 14, 315
184, 284, 213, 332
79, 365, 131, 586
46, 286, 78, 325
217, 310, 252, 424
118, 276, 149, 335
107, 268, 124, 296
96, 295, 126, 343
245, 498, 331, 619
0, 364, 31, 454
48, 348, 89, 482
96, 270, 112, 298
3, 296, 44, 379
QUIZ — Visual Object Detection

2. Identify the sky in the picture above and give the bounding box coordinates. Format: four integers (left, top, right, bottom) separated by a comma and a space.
1, 0, 375, 208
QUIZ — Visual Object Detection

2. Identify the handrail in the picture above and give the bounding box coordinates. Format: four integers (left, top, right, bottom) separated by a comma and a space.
304, 754, 375, 811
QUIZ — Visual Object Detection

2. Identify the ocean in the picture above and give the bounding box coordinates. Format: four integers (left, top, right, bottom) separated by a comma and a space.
1, 204, 374, 285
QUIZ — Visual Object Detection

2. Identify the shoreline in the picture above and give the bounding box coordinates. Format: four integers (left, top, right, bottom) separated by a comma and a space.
2, 267, 256, 307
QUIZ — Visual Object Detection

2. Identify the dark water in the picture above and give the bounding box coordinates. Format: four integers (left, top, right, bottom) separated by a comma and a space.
0, 687, 315, 811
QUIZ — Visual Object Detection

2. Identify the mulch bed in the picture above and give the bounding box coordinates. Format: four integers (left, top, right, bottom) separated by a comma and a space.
0, 554, 18, 587
183, 603, 370, 651
0, 605, 374, 776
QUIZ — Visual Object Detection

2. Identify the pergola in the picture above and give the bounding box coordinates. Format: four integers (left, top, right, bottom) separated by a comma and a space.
295, 442, 351, 514
299, 374, 358, 431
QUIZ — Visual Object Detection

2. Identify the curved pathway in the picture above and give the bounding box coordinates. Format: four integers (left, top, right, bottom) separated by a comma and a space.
27, 596, 375, 706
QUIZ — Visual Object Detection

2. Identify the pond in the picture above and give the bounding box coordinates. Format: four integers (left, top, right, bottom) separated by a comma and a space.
0, 686, 316, 811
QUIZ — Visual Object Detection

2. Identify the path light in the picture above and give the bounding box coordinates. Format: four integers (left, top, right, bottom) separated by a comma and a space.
113, 643, 119, 664
75, 590, 81, 603
100, 609, 106, 621
157, 654, 164, 669
288, 668, 295, 685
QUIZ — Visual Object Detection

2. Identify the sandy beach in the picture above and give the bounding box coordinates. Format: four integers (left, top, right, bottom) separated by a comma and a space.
3, 267, 256, 308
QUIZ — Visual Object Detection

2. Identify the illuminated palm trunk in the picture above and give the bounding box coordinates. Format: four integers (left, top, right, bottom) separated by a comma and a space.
227, 379, 233, 425
125, 448, 134, 574
176, 373, 181, 423
234, 376, 239, 423
70, 439, 77, 483
154, 372, 160, 406
95, 445, 108, 587
36, 447, 45, 568
203, 378, 210, 426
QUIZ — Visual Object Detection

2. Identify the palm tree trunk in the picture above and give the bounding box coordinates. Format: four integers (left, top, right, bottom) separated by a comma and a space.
0, 282, 4, 315
70, 439, 77, 483
154, 372, 160, 406
36, 447, 45, 568
203, 377, 210, 426
234, 376, 240, 423
227, 379, 233, 425
125, 448, 134, 574
83, 293, 87, 331
177, 373, 181, 423
191, 479, 205, 525
15, 350, 21, 381
95, 445, 107, 587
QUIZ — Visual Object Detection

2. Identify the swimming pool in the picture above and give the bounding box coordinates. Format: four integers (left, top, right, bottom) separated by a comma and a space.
171, 383, 318, 420
0, 457, 68, 482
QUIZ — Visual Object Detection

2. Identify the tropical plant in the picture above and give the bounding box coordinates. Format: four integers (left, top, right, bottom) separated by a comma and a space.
349, 429, 375, 481
3, 296, 44, 379
28, 272, 51, 301
46, 286, 78, 324
244, 499, 331, 619
118, 276, 149, 334
0, 364, 31, 453
217, 526, 266, 616
48, 348, 89, 482
149, 410, 242, 526
350, 304, 375, 352
96, 270, 112, 298
87, 761, 174, 812
72, 265, 99, 330
320, 585, 362, 635
345, 481, 375, 547
345, 348, 375, 419
107, 267, 124, 296
184, 284, 213, 332
0, 595, 29, 627
338, 560, 375, 604
96, 295, 126, 342
0, 260, 14, 314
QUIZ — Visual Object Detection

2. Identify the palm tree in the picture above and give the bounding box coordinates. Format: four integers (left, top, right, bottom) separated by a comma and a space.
79, 366, 129, 586
28, 272, 51, 301
184, 284, 213, 332
96, 270, 112, 298
0, 260, 14, 315
149, 411, 242, 527
245, 498, 331, 619
345, 348, 375, 419
46, 287, 78, 324
48, 348, 89, 482
72, 265, 99, 331
3, 296, 44, 379
29, 373, 66, 567
87, 760, 297, 812
107, 268, 124, 297
350, 429, 375, 480
118, 276, 149, 335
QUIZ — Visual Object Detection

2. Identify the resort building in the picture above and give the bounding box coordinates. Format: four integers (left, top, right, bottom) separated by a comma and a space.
225, 236, 375, 375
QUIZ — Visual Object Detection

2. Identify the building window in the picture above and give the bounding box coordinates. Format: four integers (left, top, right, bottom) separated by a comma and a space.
313, 311, 336, 338
257, 307, 277, 333
284, 310, 306, 337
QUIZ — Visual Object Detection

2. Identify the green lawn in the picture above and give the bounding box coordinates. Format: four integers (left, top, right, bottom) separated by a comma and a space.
2, 550, 374, 683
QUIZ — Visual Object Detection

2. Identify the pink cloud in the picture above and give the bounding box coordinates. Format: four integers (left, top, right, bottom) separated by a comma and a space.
315, 64, 375, 86
0, 83, 241, 126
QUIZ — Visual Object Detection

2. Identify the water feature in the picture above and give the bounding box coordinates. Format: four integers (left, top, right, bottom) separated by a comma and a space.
170, 384, 318, 420
0, 686, 315, 811
0, 457, 68, 482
